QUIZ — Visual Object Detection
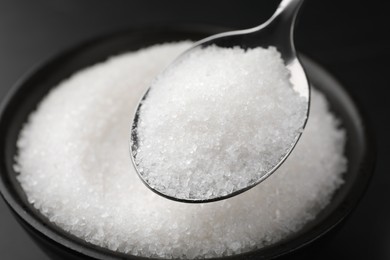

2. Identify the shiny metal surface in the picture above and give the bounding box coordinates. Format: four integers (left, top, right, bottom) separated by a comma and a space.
130, 0, 310, 203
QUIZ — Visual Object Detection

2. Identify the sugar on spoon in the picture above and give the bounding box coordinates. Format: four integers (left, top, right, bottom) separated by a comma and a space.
130, 0, 310, 203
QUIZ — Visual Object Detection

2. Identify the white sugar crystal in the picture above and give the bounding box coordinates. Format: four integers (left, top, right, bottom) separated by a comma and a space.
134, 46, 307, 200
15, 42, 347, 259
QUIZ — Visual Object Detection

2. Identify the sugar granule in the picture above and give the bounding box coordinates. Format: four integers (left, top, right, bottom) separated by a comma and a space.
15, 42, 347, 259
134, 46, 308, 200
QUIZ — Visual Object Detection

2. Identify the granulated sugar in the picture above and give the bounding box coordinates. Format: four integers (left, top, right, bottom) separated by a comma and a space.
134, 46, 308, 200
15, 42, 347, 259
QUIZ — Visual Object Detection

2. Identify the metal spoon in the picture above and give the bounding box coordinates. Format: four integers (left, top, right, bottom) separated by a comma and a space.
130, 0, 310, 203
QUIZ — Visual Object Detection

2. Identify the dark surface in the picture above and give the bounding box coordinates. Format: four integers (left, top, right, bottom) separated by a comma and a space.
0, 0, 389, 259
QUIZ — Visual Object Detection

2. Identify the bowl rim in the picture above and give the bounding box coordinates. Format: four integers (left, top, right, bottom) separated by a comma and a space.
0, 25, 376, 260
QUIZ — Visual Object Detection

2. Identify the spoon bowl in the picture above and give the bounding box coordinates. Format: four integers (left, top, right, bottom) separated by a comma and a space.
130, 0, 310, 203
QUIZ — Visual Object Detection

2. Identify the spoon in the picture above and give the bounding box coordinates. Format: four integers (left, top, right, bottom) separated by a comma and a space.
130, 0, 310, 203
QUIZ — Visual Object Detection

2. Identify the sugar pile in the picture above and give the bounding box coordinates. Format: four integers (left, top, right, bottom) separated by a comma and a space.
133, 46, 308, 201
15, 42, 347, 259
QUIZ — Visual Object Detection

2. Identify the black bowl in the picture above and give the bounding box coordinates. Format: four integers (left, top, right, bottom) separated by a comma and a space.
0, 27, 375, 260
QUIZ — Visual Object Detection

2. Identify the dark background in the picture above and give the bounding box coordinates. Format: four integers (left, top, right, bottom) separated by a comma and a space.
0, 0, 389, 259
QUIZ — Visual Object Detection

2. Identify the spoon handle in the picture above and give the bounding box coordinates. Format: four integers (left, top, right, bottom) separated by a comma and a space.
273, 0, 304, 25
249, 0, 305, 59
